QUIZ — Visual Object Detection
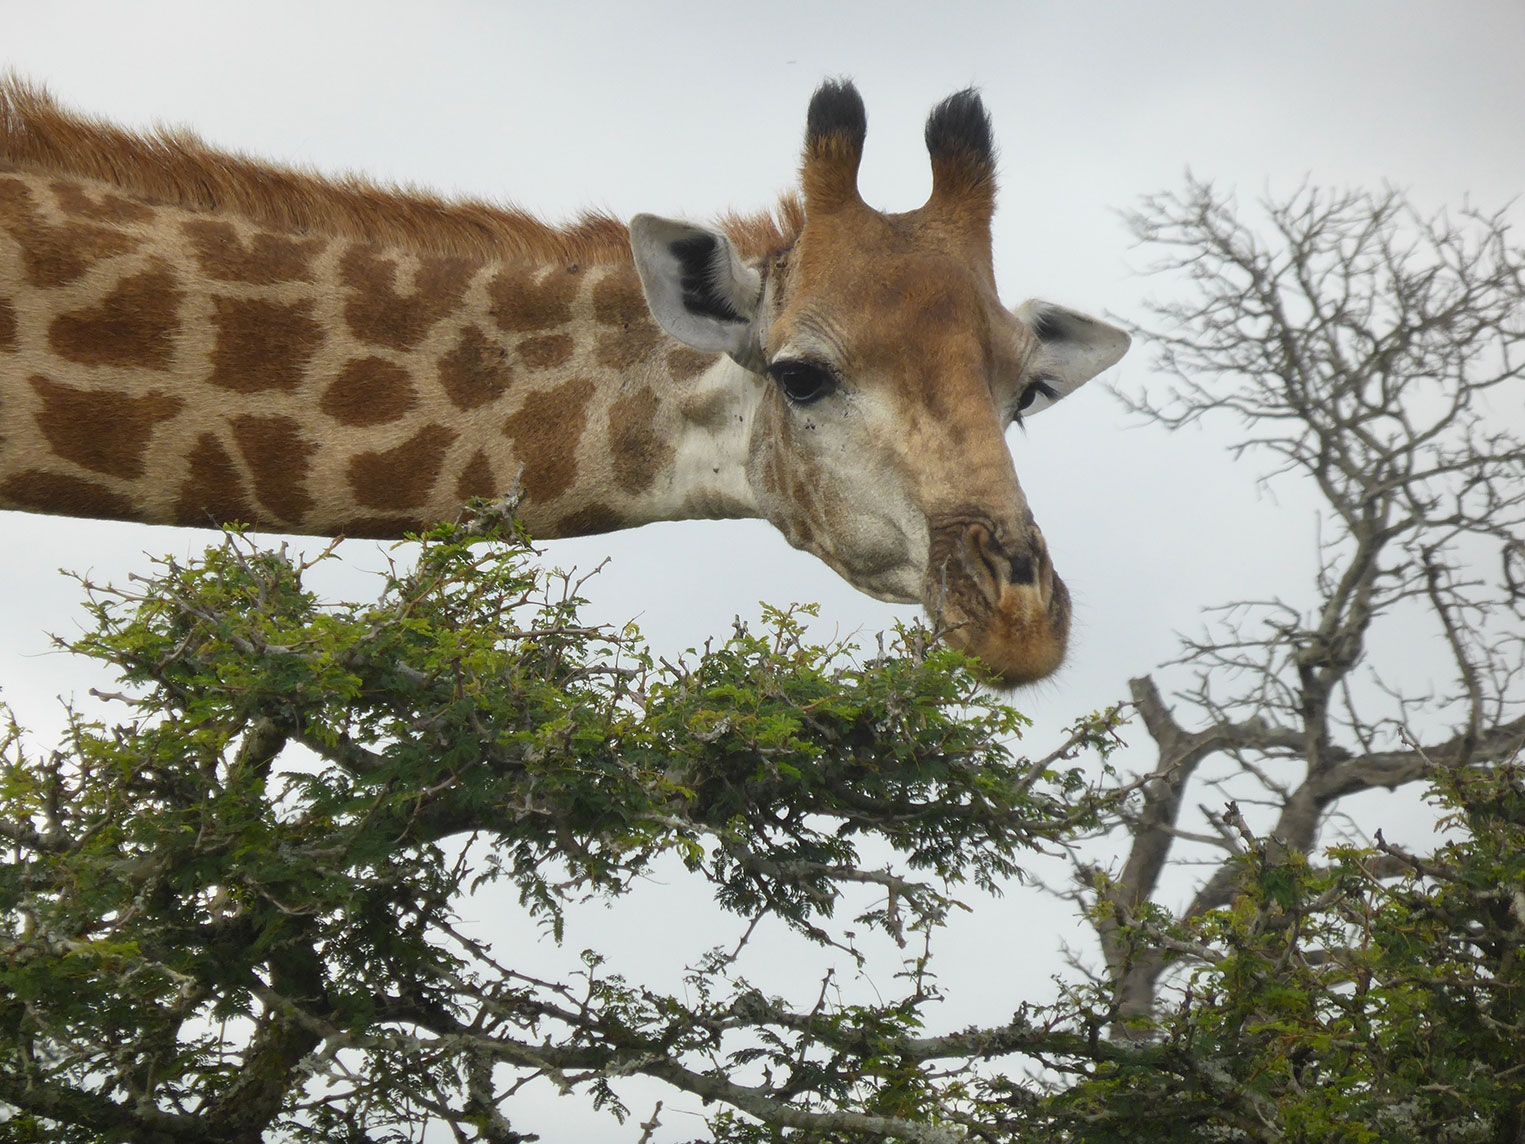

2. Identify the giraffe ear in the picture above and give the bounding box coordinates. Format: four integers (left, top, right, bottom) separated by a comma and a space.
1011, 300, 1130, 415
630, 215, 764, 367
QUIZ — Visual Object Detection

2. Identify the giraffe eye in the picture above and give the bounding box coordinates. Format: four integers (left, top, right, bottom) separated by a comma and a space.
767, 359, 837, 405
1013, 378, 1059, 426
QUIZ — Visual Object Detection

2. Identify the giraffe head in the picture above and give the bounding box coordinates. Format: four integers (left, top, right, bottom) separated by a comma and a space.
630, 80, 1128, 686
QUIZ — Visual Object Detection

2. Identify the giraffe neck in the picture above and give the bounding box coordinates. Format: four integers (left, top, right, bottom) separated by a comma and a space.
0, 164, 764, 539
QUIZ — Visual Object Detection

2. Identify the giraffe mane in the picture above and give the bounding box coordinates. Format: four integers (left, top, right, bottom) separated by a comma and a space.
0, 76, 801, 265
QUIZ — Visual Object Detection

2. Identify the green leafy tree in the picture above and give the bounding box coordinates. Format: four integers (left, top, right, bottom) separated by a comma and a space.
0, 501, 1128, 1143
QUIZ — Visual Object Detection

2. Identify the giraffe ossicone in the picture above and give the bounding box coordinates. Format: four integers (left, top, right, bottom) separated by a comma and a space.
0, 77, 1128, 686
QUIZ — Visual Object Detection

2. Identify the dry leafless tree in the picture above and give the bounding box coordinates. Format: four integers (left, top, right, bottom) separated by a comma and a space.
1094, 177, 1525, 1029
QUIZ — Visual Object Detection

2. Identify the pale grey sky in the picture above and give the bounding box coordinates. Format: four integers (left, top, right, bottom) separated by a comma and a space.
3, 2, 1523, 1138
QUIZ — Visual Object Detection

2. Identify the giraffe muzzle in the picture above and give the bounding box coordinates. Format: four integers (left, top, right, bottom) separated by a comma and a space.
923, 516, 1070, 687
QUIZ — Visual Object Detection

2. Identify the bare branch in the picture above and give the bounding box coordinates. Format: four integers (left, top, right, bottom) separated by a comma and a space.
1097, 179, 1525, 1025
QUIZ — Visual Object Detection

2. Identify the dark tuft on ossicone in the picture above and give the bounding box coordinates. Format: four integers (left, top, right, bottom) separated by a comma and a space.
924, 88, 994, 170
805, 78, 867, 151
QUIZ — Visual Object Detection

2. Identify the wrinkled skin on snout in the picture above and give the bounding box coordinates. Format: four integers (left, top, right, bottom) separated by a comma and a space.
631, 81, 1128, 686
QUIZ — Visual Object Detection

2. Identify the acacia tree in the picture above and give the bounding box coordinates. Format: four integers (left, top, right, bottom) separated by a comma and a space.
0, 503, 1132, 1144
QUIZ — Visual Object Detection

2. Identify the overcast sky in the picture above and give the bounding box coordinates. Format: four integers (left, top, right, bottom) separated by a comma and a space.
4, 2, 1524, 1139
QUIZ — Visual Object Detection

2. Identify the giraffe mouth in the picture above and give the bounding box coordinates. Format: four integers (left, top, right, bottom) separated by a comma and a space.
922, 516, 1070, 687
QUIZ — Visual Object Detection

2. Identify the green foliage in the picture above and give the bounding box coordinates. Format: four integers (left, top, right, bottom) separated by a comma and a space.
1045, 765, 1525, 1142
0, 516, 1125, 1142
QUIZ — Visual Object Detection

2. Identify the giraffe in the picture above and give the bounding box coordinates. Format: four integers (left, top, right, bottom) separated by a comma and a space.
0, 77, 1128, 686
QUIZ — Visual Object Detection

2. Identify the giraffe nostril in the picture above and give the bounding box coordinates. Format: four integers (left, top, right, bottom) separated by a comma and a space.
1007, 551, 1036, 585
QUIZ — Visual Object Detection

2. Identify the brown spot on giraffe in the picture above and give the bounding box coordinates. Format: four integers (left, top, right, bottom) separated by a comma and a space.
347, 423, 458, 511
339, 245, 474, 351
455, 448, 497, 502
1, 470, 136, 519
0, 176, 142, 288
206, 297, 323, 394
0, 297, 15, 351
487, 264, 576, 332
609, 386, 674, 495
680, 386, 735, 432
29, 375, 183, 479
592, 271, 647, 327
181, 219, 324, 284
502, 377, 594, 503
49, 180, 154, 225
48, 263, 181, 369
555, 502, 621, 536
437, 325, 511, 411
174, 433, 256, 526
593, 267, 665, 369
231, 414, 315, 523
518, 333, 574, 370
596, 321, 663, 371
320, 357, 418, 427
667, 345, 716, 378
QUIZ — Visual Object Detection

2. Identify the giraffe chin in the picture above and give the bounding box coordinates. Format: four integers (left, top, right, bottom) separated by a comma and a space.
932, 577, 1071, 689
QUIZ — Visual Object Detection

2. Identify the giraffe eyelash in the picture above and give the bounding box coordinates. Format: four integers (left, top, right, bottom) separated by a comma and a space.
1012, 378, 1058, 428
